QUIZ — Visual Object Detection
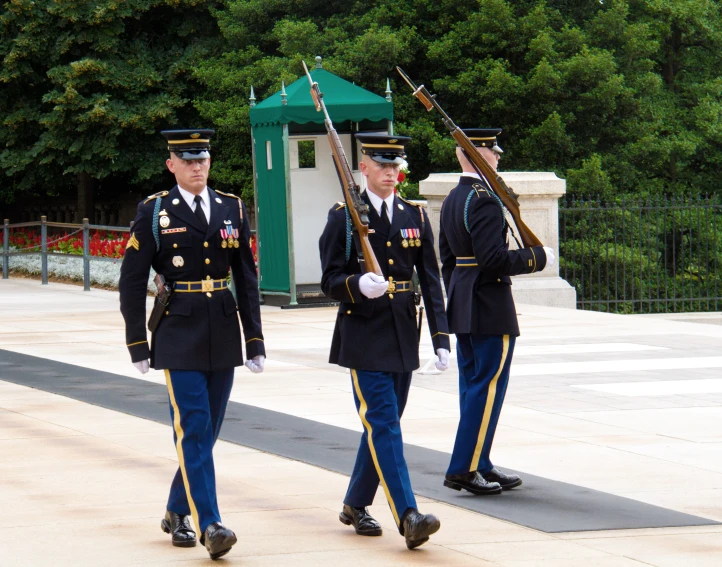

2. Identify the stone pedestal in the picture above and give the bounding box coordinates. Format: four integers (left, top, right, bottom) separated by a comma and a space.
419, 171, 577, 309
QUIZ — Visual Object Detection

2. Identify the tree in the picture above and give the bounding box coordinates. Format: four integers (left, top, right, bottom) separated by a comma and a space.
0, 0, 221, 218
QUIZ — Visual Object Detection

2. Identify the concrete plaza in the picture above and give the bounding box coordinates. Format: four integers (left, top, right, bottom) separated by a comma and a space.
1, 277, 722, 566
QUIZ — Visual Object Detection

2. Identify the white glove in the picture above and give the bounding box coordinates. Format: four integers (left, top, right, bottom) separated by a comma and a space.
245, 355, 265, 374
133, 360, 150, 374
435, 348, 450, 371
358, 272, 389, 299
542, 246, 556, 270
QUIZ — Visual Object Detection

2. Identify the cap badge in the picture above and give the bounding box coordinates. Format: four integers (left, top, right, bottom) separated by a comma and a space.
190, 133, 200, 139
389, 139, 398, 144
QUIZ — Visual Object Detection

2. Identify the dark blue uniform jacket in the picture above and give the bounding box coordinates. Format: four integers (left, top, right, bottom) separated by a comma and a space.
439, 176, 547, 336
319, 192, 450, 373
119, 185, 265, 371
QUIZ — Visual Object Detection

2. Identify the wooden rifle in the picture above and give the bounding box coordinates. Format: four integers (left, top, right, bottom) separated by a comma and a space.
302, 61, 383, 275
396, 67, 542, 248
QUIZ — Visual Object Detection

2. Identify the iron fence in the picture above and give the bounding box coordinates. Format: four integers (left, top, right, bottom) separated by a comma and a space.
2, 217, 259, 291
559, 195, 722, 313
2, 216, 129, 291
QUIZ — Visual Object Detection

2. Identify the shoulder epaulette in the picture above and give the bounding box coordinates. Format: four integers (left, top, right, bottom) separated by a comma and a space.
398, 196, 422, 208
335, 201, 347, 210
216, 190, 245, 224
471, 183, 491, 198
215, 190, 242, 201
143, 190, 169, 204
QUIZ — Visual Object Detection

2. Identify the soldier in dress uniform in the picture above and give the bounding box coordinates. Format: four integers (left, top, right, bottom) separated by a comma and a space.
439, 128, 555, 495
119, 129, 266, 560
319, 133, 451, 549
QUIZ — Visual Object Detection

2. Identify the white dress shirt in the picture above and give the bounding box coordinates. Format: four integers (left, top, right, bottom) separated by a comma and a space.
178, 185, 210, 223
365, 190, 395, 224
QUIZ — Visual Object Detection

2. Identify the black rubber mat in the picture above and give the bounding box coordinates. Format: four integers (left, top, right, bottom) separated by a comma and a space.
1, 348, 717, 533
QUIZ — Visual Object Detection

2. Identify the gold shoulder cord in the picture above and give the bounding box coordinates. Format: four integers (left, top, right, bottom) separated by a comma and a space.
143, 190, 169, 204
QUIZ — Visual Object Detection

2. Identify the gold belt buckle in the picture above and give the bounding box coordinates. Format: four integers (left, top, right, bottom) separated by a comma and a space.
201, 280, 214, 293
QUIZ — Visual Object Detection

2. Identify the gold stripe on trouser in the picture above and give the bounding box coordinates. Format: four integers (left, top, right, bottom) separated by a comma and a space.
469, 335, 510, 472
164, 369, 201, 534
351, 369, 400, 526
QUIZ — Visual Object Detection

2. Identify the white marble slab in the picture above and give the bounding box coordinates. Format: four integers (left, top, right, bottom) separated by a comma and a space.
575, 378, 722, 397
511, 356, 722, 377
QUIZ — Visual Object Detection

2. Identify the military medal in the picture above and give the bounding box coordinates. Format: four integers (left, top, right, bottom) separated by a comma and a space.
409, 228, 416, 247
412, 228, 421, 247
159, 209, 170, 228
222, 221, 232, 248
233, 228, 240, 248
400, 229, 409, 248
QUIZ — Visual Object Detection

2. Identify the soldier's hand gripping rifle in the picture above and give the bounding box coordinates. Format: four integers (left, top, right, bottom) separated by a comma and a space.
303, 61, 384, 275
396, 67, 542, 248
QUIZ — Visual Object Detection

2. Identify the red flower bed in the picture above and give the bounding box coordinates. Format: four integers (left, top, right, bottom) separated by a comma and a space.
2, 229, 260, 263
1, 229, 129, 259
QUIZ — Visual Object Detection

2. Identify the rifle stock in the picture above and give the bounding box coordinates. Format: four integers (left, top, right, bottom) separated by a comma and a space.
396, 67, 543, 248
303, 61, 383, 275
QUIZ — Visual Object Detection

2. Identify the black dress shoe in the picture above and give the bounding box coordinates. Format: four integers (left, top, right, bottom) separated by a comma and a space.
160, 510, 197, 547
482, 467, 523, 490
339, 504, 383, 536
444, 471, 502, 495
201, 522, 237, 560
401, 509, 440, 549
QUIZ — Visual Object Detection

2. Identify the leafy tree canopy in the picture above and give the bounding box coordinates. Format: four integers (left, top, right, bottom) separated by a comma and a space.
2, 0, 721, 208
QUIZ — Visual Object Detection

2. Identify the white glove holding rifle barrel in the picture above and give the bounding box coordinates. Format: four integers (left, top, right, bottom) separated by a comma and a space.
359, 272, 389, 299
542, 246, 556, 271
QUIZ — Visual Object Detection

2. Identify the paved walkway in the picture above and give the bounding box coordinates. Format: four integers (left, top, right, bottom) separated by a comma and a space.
2, 278, 722, 565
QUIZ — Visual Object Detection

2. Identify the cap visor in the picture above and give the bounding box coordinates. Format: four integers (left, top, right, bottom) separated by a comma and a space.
175, 150, 210, 160
370, 155, 405, 165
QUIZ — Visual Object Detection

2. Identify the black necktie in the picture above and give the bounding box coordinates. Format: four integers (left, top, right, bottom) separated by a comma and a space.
380, 201, 391, 230
193, 195, 208, 230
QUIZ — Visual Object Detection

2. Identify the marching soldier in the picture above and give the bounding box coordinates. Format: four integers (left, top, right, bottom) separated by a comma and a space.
439, 128, 555, 495
119, 129, 266, 560
319, 134, 450, 549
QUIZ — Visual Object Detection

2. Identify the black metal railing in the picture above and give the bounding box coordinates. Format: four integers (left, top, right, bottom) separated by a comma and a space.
2, 217, 130, 291
2, 217, 259, 291
559, 195, 722, 313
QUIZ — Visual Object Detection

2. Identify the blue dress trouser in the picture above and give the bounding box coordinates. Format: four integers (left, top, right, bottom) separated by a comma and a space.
164, 368, 234, 534
447, 334, 515, 476
344, 369, 417, 530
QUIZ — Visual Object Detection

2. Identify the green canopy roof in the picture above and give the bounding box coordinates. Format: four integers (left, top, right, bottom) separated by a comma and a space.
250, 68, 393, 127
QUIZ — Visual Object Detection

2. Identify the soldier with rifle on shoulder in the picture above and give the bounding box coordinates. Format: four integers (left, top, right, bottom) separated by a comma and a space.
305, 57, 450, 550
396, 67, 556, 497
439, 128, 555, 495
319, 133, 451, 549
